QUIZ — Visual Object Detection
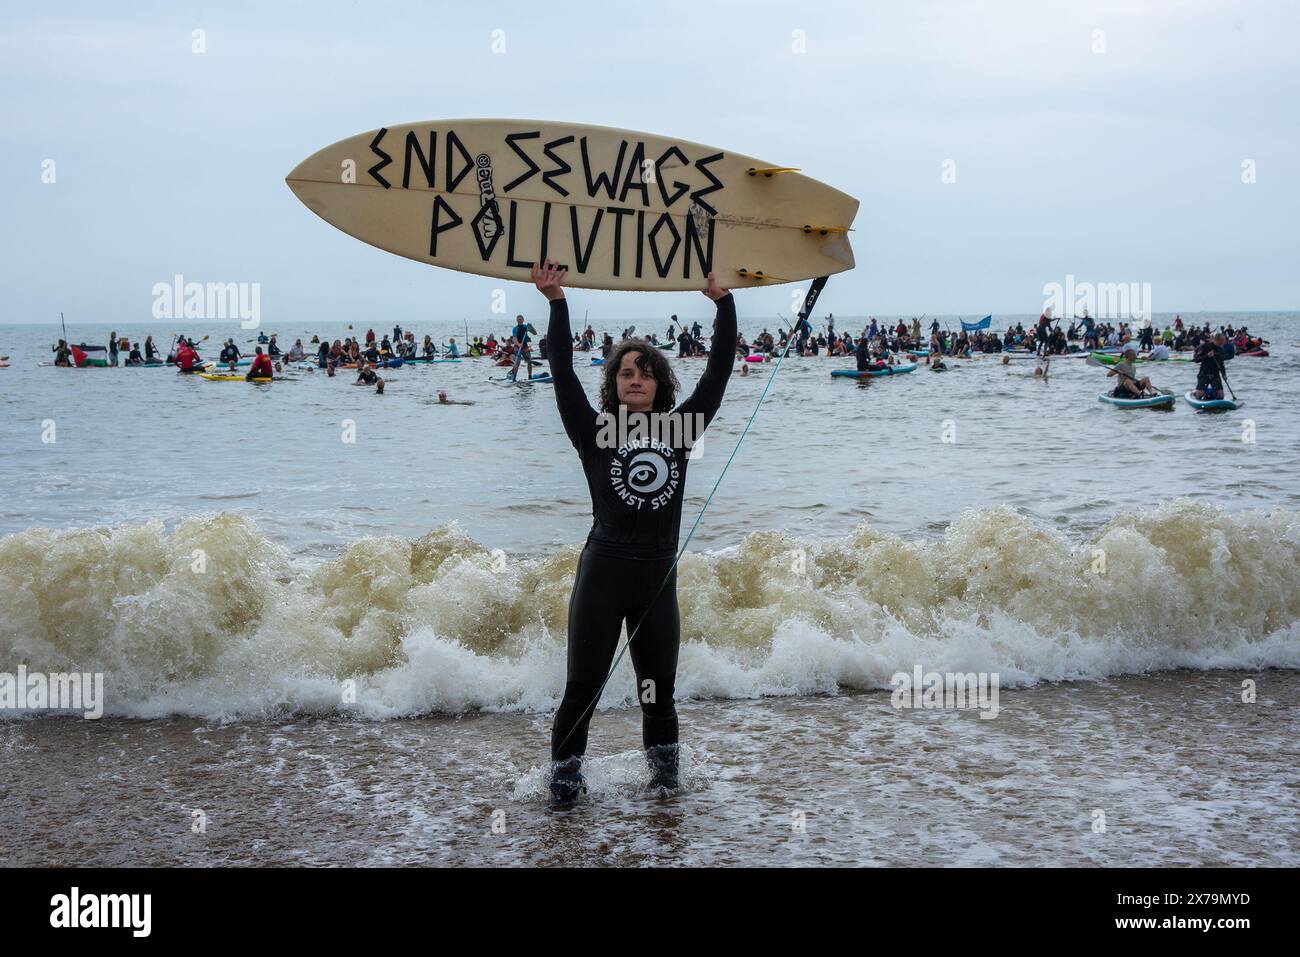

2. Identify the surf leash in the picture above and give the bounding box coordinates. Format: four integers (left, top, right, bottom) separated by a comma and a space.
553, 276, 829, 757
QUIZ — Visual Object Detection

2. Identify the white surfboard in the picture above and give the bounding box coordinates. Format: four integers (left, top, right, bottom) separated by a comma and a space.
286, 119, 858, 291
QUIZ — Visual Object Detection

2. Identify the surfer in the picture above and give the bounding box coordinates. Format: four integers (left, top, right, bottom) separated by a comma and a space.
536, 258, 736, 802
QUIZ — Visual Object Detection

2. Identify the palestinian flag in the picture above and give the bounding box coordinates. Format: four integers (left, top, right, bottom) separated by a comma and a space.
71, 345, 108, 368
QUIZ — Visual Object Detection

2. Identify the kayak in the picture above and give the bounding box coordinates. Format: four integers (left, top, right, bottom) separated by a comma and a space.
1184, 392, 1244, 411
831, 362, 918, 379
1239, 349, 1269, 357
198, 373, 274, 382
1097, 391, 1175, 409
742, 354, 764, 363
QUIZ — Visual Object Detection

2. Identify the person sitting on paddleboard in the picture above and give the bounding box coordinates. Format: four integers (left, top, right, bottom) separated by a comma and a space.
144, 336, 158, 362
175, 338, 203, 372
537, 258, 735, 803
52, 340, 71, 367
126, 343, 144, 366
855, 335, 873, 372
1192, 333, 1229, 399
1108, 347, 1154, 397
245, 347, 273, 381
288, 339, 306, 362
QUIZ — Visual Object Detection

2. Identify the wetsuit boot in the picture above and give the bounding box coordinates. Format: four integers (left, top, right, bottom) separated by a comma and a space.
549, 757, 586, 804
645, 744, 680, 796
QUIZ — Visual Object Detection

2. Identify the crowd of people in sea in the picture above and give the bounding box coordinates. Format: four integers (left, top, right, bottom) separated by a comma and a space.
46, 309, 1268, 399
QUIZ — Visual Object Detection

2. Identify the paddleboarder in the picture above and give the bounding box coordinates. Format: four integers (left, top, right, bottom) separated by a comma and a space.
1192, 332, 1230, 400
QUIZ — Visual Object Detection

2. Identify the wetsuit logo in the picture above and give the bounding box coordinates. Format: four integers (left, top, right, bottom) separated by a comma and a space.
609, 439, 680, 510
627, 451, 669, 494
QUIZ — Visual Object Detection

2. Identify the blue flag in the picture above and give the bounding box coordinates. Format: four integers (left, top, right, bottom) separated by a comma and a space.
961, 315, 992, 332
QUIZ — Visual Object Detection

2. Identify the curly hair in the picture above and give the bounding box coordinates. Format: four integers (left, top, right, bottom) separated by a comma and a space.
598, 339, 681, 413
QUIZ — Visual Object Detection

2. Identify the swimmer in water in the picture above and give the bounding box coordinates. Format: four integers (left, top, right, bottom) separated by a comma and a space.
436, 389, 474, 406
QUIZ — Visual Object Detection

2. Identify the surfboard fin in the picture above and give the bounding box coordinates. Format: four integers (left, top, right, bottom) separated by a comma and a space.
746, 167, 800, 177
801, 225, 850, 235
736, 267, 791, 282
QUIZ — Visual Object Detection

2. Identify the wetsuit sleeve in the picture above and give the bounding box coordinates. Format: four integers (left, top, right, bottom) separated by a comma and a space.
547, 297, 597, 452
677, 293, 736, 426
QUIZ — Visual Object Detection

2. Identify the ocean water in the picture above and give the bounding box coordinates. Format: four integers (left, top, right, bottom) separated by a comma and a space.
2, 312, 1298, 865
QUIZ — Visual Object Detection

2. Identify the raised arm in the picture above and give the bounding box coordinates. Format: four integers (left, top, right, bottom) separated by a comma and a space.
677, 272, 736, 426
533, 259, 595, 451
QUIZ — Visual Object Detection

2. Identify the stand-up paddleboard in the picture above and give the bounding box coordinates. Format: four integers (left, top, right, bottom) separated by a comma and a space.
286, 119, 858, 291
831, 362, 917, 379
493, 373, 554, 385
1097, 390, 1175, 409
1184, 392, 1243, 411
197, 373, 275, 382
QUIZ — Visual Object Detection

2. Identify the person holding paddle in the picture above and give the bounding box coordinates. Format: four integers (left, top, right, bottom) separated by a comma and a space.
507, 315, 534, 381
536, 258, 735, 803
1192, 332, 1231, 400
1107, 347, 1157, 397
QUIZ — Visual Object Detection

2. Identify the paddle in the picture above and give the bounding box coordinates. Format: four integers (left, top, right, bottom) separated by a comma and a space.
1086, 354, 1170, 396
1221, 359, 1238, 402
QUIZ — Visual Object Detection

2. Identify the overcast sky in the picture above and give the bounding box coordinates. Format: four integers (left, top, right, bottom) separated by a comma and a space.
3, 0, 1297, 325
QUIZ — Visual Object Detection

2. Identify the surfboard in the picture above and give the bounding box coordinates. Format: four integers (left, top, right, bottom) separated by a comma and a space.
286, 119, 858, 291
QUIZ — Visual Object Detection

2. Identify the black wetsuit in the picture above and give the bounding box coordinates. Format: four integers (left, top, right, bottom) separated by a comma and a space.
1194, 341, 1226, 396
548, 293, 736, 762
855, 339, 872, 371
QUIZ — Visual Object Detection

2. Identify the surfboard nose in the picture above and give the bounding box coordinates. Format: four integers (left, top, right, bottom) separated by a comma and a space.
285, 157, 309, 189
